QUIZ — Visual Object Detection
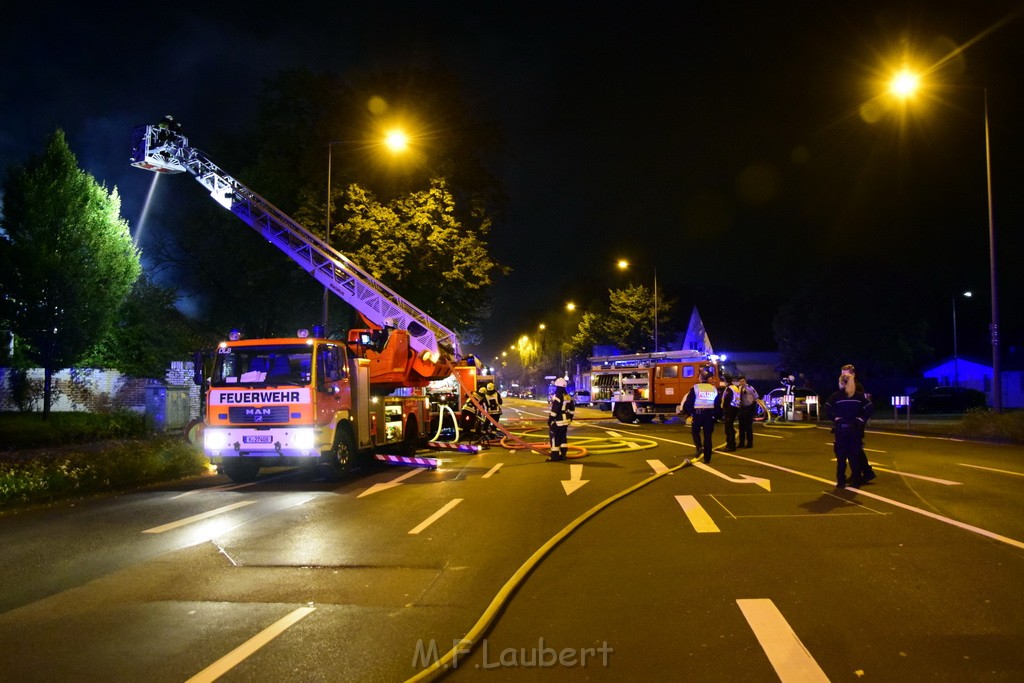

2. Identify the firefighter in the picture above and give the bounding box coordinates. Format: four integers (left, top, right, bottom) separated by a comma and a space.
679, 371, 721, 464
547, 378, 575, 461
459, 389, 484, 442
721, 375, 740, 451
481, 381, 503, 430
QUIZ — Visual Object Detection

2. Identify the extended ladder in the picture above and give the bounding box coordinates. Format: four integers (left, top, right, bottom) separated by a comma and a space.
129, 124, 460, 360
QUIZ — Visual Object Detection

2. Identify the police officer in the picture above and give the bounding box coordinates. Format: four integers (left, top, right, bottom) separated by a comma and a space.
737, 375, 758, 448
680, 371, 721, 464
841, 364, 876, 484
825, 373, 874, 488
547, 378, 575, 461
721, 375, 740, 451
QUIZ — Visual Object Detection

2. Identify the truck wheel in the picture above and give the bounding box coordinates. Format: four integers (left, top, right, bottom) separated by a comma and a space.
223, 457, 260, 483
323, 425, 357, 481
613, 403, 637, 424
398, 416, 421, 456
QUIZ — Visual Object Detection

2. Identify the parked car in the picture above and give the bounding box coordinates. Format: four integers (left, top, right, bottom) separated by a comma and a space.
572, 390, 591, 406
909, 386, 987, 413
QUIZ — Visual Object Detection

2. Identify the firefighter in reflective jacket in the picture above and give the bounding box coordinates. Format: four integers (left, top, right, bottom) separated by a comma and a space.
459, 390, 483, 441
680, 371, 721, 464
481, 381, 503, 425
547, 378, 575, 461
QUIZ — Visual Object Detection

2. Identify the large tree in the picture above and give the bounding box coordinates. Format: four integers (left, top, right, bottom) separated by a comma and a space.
564, 285, 676, 366
0, 130, 140, 415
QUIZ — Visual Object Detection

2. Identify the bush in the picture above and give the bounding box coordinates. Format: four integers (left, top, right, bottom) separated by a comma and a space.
0, 410, 150, 450
0, 436, 208, 508
955, 409, 1024, 444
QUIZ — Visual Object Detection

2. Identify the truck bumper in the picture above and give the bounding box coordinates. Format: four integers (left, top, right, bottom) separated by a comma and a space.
203, 426, 324, 459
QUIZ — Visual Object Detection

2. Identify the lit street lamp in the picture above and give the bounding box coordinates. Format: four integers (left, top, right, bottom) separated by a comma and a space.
953, 291, 972, 388
889, 73, 1002, 411
616, 259, 659, 351
323, 129, 410, 330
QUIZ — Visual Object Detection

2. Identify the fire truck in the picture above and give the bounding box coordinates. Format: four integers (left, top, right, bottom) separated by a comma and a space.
130, 121, 475, 481
588, 351, 738, 424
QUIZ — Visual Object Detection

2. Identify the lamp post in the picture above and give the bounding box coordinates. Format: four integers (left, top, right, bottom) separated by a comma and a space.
616, 259, 658, 352
322, 129, 410, 330
952, 291, 972, 387
888, 72, 1001, 411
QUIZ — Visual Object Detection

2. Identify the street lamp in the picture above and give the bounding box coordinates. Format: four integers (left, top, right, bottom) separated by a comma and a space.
616, 259, 658, 351
888, 73, 1002, 411
323, 129, 410, 329
953, 291, 972, 387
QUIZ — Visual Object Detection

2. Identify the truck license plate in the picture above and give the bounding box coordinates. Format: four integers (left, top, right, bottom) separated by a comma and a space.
243, 435, 274, 444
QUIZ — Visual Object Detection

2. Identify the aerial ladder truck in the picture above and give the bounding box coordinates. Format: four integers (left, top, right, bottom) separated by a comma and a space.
130, 121, 481, 481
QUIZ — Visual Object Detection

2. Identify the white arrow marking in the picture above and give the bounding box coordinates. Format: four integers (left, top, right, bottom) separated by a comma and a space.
647, 459, 671, 475
675, 495, 720, 533
693, 462, 771, 491
482, 463, 503, 478
561, 463, 590, 495
358, 467, 425, 498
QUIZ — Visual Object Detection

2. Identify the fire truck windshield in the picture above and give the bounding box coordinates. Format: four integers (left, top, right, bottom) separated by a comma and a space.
212, 345, 313, 387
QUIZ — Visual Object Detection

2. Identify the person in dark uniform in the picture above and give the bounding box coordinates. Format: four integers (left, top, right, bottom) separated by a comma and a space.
841, 364, 876, 484
680, 371, 721, 464
459, 389, 483, 442
737, 375, 758, 448
825, 373, 874, 488
721, 376, 740, 451
547, 378, 575, 461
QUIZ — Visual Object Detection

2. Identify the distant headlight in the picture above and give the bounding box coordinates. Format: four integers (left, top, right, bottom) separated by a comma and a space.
205, 430, 228, 450
293, 429, 316, 450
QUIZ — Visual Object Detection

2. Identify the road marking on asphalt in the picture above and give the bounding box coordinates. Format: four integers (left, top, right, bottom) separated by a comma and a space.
675, 495, 720, 533
827, 459, 962, 486
142, 501, 257, 534
358, 467, 425, 498
561, 464, 590, 495
724, 451, 1024, 551
736, 599, 828, 683
692, 462, 772, 491
409, 499, 463, 534
482, 463, 503, 478
186, 606, 316, 683
647, 459, 672, 475
958, 463, 1024, 478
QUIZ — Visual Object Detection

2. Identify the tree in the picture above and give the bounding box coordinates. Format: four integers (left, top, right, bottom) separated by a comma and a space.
563, 285, 676, 365
0, 130, 140, 416
81, 274, 217, 378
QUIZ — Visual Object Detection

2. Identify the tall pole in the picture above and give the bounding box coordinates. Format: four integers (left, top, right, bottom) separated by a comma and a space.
984, 89, 1001, 412
952, 296, 959, 388
322, 144, 334, 331
653, 267, 659, 352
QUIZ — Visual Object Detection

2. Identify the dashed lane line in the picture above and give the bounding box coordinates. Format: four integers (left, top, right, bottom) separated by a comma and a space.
142, 501, 257, 534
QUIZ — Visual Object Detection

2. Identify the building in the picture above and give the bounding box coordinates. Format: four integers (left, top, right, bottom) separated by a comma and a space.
921, 353, 1024, 409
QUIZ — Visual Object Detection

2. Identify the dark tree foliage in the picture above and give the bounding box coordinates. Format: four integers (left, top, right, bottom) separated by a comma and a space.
0, 130, 140, 415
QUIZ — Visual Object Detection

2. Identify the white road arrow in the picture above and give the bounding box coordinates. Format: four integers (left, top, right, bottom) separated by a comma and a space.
693, 462, 771, 491
358, 468, 425, 498
561, 463, 590, 495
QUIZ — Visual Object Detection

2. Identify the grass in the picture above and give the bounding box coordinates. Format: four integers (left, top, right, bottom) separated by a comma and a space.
868, 409, 1024, 444
0, 411, 209, 509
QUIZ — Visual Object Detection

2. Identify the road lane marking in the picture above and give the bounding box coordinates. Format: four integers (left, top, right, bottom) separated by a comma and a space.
828, 459, 962, 486
561, 464, 589, 495
409, 499, 463, 534
958, 463, 1024, 478
142, 501, 257, 534
675, 495, 720, 533
693, 462, 771, 491
647, 459, 671, 475
737, 599, 828, 683
186, 606, 316, 683
724, 451, 1024, 550
482, 463, 503, 478
358, 467, 425, 498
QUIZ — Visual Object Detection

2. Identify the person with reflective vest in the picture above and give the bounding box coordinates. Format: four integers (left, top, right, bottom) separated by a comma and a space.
680, 370, 721, 464
721, 375, 740, 451
547, 378, 575, 461
481, 381, 503, 426
459, 389, 483, 442
737, 375, 758, 448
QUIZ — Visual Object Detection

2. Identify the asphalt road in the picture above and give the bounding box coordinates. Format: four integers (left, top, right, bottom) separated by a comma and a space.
0, 398, 1021, 682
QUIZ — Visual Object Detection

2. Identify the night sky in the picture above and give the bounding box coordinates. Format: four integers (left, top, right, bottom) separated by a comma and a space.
3, 2, 1023, 364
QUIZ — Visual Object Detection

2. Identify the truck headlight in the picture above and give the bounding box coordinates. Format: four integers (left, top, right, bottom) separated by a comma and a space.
293, 429, 315, 450
204, 430, 228, 451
